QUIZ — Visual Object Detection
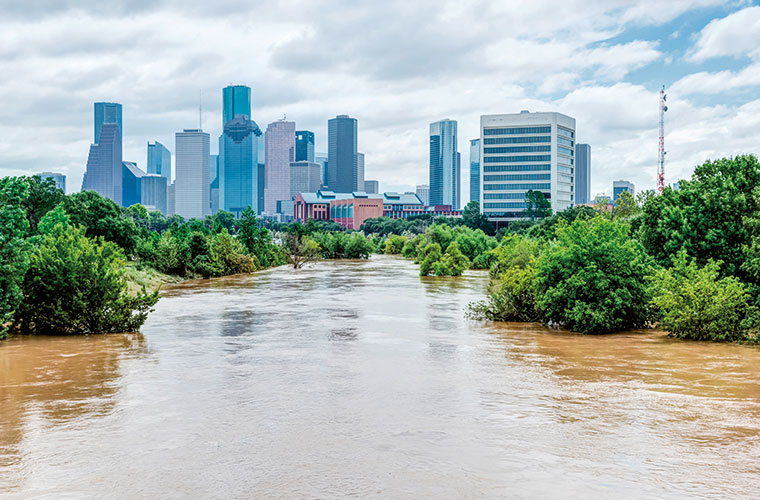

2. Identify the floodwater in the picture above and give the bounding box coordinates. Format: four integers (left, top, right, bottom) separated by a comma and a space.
1, 255, 759, 499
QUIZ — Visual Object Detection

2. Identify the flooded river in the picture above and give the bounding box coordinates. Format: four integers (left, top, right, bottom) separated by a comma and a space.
1, 255, 759, 499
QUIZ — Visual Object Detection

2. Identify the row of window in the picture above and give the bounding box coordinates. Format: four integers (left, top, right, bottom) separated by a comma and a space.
484, 173, 551, 181
484, 136, 550, 145
484, 164, 551, 172
558, 137, 574, 147
484, 145, 551, 154
484, 193, 550, 200
558, 127, 574, 139
558, 145, 574, 157
484, 126, 551, 135
484, 155, 552, 163
483, 183, 551, 190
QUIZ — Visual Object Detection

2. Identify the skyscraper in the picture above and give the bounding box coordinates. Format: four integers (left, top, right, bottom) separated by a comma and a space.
94, 102, 122, 143
38, 172, 66, 193
265, 120, 296, 213
575, 144, 591, 204
175, 129, 210, 219
469, 139, 480, 205
222, 85, 252, 124
357, 152, 365, 191
479, 111, 575, 222
220, 116, 262, 216
327, 115, 358, 192
147, 141, 171, 179
122, 161, 146, 208
429, 119, 458, 208
416, 184, 430, 206
295, 130, 315, 163
82, 122, 122, 205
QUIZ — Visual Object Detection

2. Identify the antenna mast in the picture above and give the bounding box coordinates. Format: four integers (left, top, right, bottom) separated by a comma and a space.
657, 85, 667, 194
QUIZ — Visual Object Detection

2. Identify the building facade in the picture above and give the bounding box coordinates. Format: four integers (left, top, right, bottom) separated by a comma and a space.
327, 115, 358, 192
141, 174, 168, 214
175, 129, 210, 219
82, 122, 122, 205
94, 102, 122, 143
364, 180, 379, 194
575, 143, 591, 205
429, 119, 459, 209
613, 180, 635, 203
479, 111, 576, 222
290, 161, 322, 199
295, 130, 315, 163
38, 172, 66, 192
469, 139, 480, 205
147, 141, 171, 179
220, 116, 262, 216
416, 184, 430, 206
264, 120, 296, 214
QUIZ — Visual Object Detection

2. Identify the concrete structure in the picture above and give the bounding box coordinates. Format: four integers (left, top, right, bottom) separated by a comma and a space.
429, 119, 459, 209
295, 130, 315, 163
364, 180, 379, 194
357, 152, 365, 192
290, 161, 322, 199
613, 180, 635, 203
141, 173, 168, 214
479, 111, 576, 222
416, 184, 430, 206
147, 141, 171, 180
220, 116, 262, 216
175, 129, 210, 219
94, 102, 122, 143
82, 122, 122, 205
327, 115, 358, 192
575, 144, 591, 204
122, 161, 146, 207
38, 172, 66, 192
265, 120, 296, 214
469, 139, 480, 204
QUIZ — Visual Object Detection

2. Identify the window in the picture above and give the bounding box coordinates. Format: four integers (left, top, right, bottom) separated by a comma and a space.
484, 173, 550, 181
558, 146, 574, 156
484, 126, 551, 135
558, 137, 574, 147
484, 164, 551, 173
557, 127, 574, 139
484, 146, 551, 154
484, 136, 551, 144
482, 183, 551, 190
483, 155, 551, 163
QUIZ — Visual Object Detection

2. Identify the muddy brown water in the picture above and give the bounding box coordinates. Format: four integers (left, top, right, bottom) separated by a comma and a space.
1, 255, 759, 499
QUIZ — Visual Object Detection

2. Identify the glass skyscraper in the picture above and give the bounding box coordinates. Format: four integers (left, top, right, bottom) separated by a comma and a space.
94, 102, 122, 143
327, 115, 358, 192
295, 130, 315, 163
223, 85, 252, 124
429, 119, 459, 208
147, 141, 171, 180
575, 144, 591, 204
470, 139, 480, 205
220, 117, 262, 217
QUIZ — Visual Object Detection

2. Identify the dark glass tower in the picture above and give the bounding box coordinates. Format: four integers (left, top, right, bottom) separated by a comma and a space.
327, 115, 358, 192
295, 130, 315, 163
94, 102, 122, 143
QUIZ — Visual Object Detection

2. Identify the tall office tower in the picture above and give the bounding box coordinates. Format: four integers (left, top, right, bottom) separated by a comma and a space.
219, 116, 262, 216
82, 122, 122, 205
575, 144, 591, 204
122, 161, 146, 207
265, 120, 296, 213
416, 184, 430, 206
357, 152, 365, 191
141, 174, 168, 214
364, 180, 379, 194
222, 85, 252, 125
327, 115, 358, 192
295, 130, 315, 162
315, 153, 328, 186
479, 111, 575, 222
469, 139, 481, 204
175, 129, 210, 219
429, 119, 458, 208
147, 141, 171, 179
290, 161, 322, 198
613, 180, 635, 202
94, 102, 123, 142
38, 172, 66, 192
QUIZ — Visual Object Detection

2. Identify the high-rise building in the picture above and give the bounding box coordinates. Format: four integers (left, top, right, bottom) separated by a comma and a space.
469, 139, 480, 205
219, 116, 262, 216
416, 184, 430, 206
613, 180, 635, 202
479, 111, 576, 222
222, 85, 252, 125
295, 130, 315, 163
429, 119, 459, 209
122, 161, 146, 208
94, 102, 122, 143
315, 153, 328, 186
364, 180, 379, 194
175, 129, 210, 219
265, 120, 296, 213
38, 172, 66, 192
575, 144, 591, 204
357, 152, 365, 191
147, 141, 171, 179
82, 122, 122, 205
290, 161, 322, 198
327, 115, 358, 192
141, 174, 168, 214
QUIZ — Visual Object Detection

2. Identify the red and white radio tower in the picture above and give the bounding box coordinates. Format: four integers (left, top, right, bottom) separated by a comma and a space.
657, 85, 668, 193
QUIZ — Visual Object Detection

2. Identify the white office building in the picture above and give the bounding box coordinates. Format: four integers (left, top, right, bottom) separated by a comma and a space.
479, 111, 576, 222
175, 129, 210, 219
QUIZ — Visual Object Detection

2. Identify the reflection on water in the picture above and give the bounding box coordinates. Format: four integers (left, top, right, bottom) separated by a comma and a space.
1, 255, 759, 499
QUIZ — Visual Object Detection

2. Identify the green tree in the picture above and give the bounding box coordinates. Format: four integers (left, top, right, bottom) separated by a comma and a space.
534, 216, 652, 334
524, 190, 552, 221
0, 178, 31, 339
14, 207, 158, 335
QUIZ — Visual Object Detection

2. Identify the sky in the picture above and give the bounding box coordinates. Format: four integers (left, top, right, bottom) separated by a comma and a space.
1, 0, 760, 199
